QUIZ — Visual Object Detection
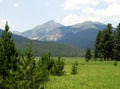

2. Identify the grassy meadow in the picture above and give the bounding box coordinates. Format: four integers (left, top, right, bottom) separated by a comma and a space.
44, 58, 120, 89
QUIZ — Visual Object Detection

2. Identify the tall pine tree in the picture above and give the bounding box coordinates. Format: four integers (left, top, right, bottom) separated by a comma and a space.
102, 24, 113, 60
94, 24, 113, 60
113, 23, 120, 61
94, 30, 103, 59
0, 22, 19, 88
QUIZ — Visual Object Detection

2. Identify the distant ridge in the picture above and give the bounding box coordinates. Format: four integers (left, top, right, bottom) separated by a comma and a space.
19, 20, 106, 48
12, 31, 21, 35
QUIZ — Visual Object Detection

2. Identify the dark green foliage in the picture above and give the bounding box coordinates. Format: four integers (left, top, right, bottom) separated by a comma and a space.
40, 86, 44, 89
94, 23, 120, 61
94, 31, 103, 59
24, 41, 34, 68
114, 60, 117, 66
41, 52, 54, 71
102, 24, 113, 60
26, 59, 49, 88
15, 40, 83, 57
0, 23, 49, 89
71, 61, 78, 74
0, 22, 19, 88
51, 55, 65, 76
41, 53, 65, 76
85, 48, 92, 62
25, 41, 34, 60
94, 24, 113, 60
113, 23, 120, 61
18, 42, 49, 88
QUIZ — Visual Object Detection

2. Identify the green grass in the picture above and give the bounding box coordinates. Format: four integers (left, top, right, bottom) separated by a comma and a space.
44, 58, 120, 89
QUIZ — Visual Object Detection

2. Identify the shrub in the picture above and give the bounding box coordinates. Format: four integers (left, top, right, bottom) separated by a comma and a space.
71, 61, 78, 74
85, 48, 92, 62
114, 60, 117, 66
51, 55, 65, 76
41, 53, 54, 72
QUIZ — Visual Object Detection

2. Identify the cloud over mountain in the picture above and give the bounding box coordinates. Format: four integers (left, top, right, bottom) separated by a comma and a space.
62, 0, 120, 27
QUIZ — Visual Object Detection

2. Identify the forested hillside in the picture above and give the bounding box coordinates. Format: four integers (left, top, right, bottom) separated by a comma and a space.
0, 29, 83, 57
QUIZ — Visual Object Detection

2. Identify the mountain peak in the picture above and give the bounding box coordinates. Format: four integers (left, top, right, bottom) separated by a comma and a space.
82, 21, 104, 25
74, 21, 105, 28
44, 20, 62, 26
47, 20, 56, 23
33, 20, 62, 30
82, 21, 93, 24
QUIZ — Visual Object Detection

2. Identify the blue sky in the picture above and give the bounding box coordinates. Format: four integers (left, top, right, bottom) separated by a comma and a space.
0, 0, 120, 32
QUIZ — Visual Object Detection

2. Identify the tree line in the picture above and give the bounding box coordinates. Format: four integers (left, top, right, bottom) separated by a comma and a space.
94, 23, 120, 61
85, 23, 120, 61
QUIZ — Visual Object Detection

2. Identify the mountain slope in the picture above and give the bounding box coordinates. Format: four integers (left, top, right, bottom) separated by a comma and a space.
0, 29, 82, 57
57, 21, 106, 48
12, 31, 21, 35
20, 20, 106, 49
22, 20, 63, 41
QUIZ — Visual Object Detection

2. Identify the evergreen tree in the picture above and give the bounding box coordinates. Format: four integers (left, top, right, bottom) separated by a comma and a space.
113, 23, 120, 61
102, 24, 113, 60
41, 52, 54, 71
23, 42, 49, 88
25, 41, 34, 68
85, 48, 92, 62
94, 30, 103, 59
51, 55, 65, 76
71, 61, 78, 74
0, 22, 19, 88
0, 23, 49, 88
94, 24, 113, 60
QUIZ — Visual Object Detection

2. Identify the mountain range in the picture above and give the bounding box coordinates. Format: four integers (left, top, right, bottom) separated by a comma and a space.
17, 20, 106, 48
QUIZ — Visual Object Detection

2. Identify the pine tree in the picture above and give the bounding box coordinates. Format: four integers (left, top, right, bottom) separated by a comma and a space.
0, 22, 19, 88
51, 55, 65, 76
71, 61, 78, 74
41, 52, 54, 71
113, 23, 120, 61
94, 30, 103, 59
24, 42, 49, 88
85, 48, 92, 62
94, 24, 113, 60
25, 41, 34, 68
102, 24, 113, 60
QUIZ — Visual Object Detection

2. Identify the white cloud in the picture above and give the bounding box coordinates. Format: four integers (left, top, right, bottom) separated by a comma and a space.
62, 0, 120, 26
62, 14, 81, 25
96, 4, 120, 17
0, 19, 6, 29
104, 0, 120, 4
62, 14, 99, 26
13, 3, 19, 7
64, 0, 100, 10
